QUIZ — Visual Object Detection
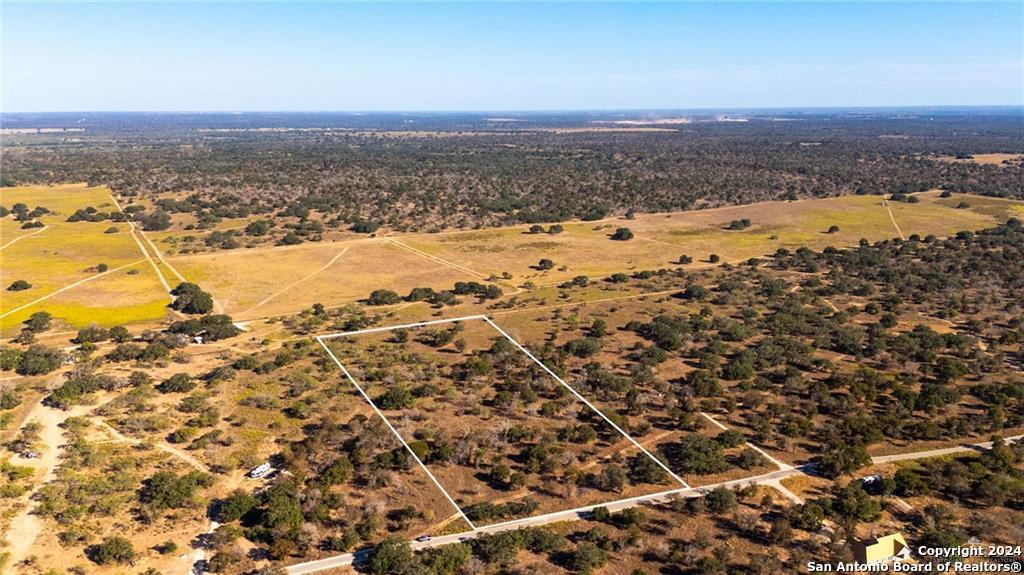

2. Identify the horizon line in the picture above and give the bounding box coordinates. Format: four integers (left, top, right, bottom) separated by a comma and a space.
3, 104, 1024, 116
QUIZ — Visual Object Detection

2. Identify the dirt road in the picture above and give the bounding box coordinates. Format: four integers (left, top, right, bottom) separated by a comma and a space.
3, 402, 90, 573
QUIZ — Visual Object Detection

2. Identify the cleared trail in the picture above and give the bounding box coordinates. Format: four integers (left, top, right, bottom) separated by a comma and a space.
881, 198, 906, 240
239, 247, 350, 317
0, 259, 145, 320
0, 225, 47, 251
92, 418, 211, 473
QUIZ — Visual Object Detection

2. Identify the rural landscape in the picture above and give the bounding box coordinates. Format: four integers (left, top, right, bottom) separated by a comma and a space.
2, 1, 1023, 573
1, 109, 1023, 575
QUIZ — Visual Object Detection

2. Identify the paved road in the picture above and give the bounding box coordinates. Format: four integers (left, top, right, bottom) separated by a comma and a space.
284, 467, 804, 574
871, 434, 1022, 464
285, 431, 1024, 575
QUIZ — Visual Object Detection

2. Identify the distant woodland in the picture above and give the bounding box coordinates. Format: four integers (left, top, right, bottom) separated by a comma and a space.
3, 111, 1022, 231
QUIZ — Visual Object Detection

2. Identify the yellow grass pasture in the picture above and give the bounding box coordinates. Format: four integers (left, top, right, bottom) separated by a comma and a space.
1, 184, 171, 332
168, 238, 480, 320
4, 185, 1019, 332
402, 191, 1008, 285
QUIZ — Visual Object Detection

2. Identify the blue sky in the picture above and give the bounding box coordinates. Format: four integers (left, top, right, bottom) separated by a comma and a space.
2, 2, 1021, 111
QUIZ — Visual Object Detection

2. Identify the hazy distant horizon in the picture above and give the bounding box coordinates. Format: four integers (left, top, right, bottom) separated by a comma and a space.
3, 105, 1022, 116
3, 3, 1021, 112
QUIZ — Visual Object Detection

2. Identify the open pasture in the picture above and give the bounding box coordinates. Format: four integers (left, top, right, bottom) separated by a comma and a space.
1, 184, 171, 332
402, 192, 1009, 285
169, 239, 481, 320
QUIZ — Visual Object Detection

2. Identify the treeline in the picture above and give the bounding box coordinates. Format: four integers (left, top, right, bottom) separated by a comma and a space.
3, 114, 1021, 232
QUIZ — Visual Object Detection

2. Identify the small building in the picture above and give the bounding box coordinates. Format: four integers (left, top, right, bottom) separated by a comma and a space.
854, 533, 912, 564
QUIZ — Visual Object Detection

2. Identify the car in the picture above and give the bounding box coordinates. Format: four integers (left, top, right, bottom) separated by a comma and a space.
249, 462, 273, 479
415, 536, 431, 543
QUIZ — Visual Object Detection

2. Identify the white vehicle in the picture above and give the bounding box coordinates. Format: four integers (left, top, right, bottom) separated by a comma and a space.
249, 462, 273, 479
415, 536, 431, 543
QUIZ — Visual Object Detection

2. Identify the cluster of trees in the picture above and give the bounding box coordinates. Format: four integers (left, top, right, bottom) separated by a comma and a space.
170, 282, 215, 314
46, 365, 126, 408
369, 280, 503, 307
5, 113, 1020, 233
167, 314, 241, 341
536, 220, 1024, 481
66, 206, 127, 223
4, 202, 49, 222
0, 343, 64, 376
527, 223, 564, 235
869, 437, 1024, 510
204, 412, 436, 560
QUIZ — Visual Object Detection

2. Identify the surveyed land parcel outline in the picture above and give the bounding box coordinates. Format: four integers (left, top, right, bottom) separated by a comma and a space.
315, 314, 691, 531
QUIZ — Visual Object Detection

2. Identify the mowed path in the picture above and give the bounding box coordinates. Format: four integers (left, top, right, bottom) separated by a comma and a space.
881, 198, 906, 240
0, 225, 47, 251
239, 247, 351, 316
92, 417, 211, 473
0, 259, 145, 320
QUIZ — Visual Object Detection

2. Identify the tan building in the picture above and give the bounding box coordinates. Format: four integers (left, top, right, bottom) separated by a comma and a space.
854, 533, 912, 564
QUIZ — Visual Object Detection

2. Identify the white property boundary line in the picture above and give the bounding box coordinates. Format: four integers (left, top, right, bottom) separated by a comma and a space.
480, 316, 691, 490
318, 315, 488, 340
315, 336, 478, 532
316, 314, 689, 528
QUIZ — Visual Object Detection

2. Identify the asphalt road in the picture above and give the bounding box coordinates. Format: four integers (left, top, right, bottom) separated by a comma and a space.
871, 434, 1022, 464
284, 466, 804, 574
285, 432, 1023, 575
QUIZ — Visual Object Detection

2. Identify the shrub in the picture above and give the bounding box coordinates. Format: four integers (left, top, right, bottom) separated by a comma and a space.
351, 220, 381, 234
158, 373, 196, 393
610, 227, 634, 241
564, 337, 602, 358
214, 490, 259, 522
705, 487, 737, 514
245, 220, 272, 236
7, 280, 31, 292
367, 289, 401, 306
369, 537, 414, 575
378, 385, 413, 409
140, 470, 213, 511
88, 536, 136, 565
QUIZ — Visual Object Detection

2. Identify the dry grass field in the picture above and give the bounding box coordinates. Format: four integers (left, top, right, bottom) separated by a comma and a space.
933, 152, 1024, 167
1, 184, 171, 333
4, 186, 1020, 335
169, 239, 481, 319
401, 191, 1005, 286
